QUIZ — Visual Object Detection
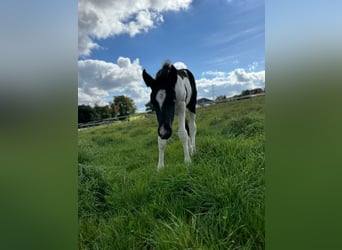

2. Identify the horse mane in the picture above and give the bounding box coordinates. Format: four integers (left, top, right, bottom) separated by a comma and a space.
156, 60, 172, 79
162, 60, 171, 68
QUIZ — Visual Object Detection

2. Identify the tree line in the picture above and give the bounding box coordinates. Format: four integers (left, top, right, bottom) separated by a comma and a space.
78, 88, 265, 124
215, 88, 265, 101
78, 95, 136, 123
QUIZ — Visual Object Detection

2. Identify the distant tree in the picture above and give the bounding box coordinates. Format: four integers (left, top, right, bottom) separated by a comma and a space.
109, 102, 117, 118
241, 89, 251, 96
216, 95, 226, 102
145, 101, 155, 113
113, 95, 136, 120
253, 88, 263, 94
94, 105, 111, 119
78, 105, 100, 123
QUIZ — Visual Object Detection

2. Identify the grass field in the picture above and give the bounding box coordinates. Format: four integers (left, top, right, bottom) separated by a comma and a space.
78, 96, 265, 249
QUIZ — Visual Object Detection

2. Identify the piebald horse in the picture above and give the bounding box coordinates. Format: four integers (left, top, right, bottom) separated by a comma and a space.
142, 61, 197, 170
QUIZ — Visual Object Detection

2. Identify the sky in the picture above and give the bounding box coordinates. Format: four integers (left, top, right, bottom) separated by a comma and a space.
78, 0, 265, 112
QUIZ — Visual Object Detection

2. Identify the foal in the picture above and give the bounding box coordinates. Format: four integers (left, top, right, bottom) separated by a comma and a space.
142, 61, 197, 170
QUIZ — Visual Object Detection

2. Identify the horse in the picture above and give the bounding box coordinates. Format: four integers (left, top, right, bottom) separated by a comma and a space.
142, 61, 197, 170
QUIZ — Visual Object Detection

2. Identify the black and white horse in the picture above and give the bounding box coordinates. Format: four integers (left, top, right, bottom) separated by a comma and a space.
142, 61, 197, 170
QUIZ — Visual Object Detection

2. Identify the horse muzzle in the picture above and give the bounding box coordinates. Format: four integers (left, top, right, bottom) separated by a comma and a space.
158, 124, 172, 139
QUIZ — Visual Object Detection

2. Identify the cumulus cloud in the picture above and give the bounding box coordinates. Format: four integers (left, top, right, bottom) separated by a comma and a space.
198, 68, 264, 88
78, 0, 192, 56
78, 57, 142, 90
78, 57, 150, 110
196, 68, 265, 99
173, 61, 188, 69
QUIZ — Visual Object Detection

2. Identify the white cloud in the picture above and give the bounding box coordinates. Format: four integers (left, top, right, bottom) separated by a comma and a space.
78, 57, 150, 111
173, 61, 188, 69
78, 57, 142, 90
78, 0, 192, 56
197, 68, 264, 88
196, 68, 265, 99
78, 87, 109, 107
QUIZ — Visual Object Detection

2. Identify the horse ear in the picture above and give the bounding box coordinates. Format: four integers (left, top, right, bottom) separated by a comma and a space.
142, 69, 155, 88
168, 65, 178, 86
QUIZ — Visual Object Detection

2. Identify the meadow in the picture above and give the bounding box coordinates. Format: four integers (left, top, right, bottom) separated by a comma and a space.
78, 96, 265, 249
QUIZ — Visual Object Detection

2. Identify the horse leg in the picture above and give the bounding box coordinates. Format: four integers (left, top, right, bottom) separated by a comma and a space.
189, 112, 197, 155
178, 104, 191, 164
157, 136, 167, 170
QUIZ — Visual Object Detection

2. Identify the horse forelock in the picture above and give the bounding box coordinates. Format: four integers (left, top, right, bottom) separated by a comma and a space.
156, 68, 171, 80
162, 60, 171, 68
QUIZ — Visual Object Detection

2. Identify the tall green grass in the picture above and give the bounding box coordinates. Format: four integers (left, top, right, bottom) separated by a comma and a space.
78, 96, 265, 249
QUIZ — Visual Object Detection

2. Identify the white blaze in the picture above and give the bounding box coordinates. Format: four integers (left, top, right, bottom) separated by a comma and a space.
156, 89, 166, 110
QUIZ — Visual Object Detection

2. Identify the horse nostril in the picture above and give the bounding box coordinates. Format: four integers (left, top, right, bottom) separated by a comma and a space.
159, 125, 172, 139
159, 126, 167, 137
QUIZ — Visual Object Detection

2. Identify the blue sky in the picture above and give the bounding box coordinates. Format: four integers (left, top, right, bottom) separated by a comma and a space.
78, 0, 265, 112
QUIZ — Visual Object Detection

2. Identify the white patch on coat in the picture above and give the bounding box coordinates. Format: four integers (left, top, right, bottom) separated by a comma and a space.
156, 89, 166, 110
175, 76, 192, 104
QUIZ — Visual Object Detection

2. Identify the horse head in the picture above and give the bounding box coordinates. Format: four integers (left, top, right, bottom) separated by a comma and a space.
143, 62, 178, 139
